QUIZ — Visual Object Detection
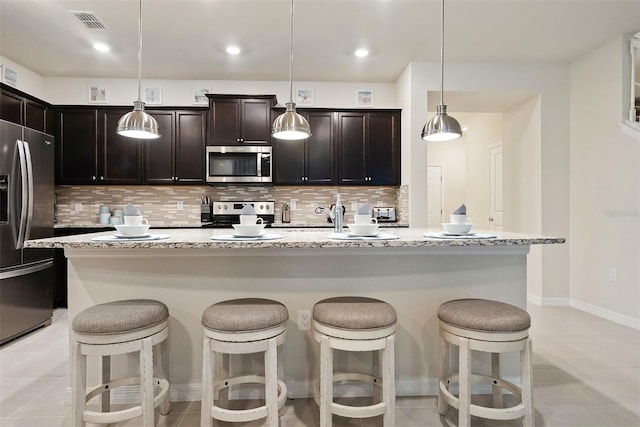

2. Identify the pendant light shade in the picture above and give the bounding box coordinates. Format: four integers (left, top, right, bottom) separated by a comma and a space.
421, 0, 461, 142
272, 0, 311, 140
116, 0, 160, 140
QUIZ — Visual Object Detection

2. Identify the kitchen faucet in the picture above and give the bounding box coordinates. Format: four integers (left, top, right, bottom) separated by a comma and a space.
315, 193, 345, 233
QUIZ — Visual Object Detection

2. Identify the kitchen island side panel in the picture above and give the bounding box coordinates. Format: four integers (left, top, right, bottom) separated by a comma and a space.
66, 249, 527, 397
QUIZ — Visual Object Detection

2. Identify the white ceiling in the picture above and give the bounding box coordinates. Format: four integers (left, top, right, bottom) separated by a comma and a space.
1, 0, 639, 83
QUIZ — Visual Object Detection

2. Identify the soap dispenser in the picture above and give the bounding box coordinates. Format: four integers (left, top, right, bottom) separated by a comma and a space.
333, 193, 343, 232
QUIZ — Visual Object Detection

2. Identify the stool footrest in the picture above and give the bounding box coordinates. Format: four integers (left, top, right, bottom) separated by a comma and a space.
439, 375, 526, 421
313, 372, 386, 419
83, 376, 169, 424
209, 376, 287, 423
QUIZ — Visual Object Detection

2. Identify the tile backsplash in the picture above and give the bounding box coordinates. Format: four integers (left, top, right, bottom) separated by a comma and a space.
55, 185, 409, 227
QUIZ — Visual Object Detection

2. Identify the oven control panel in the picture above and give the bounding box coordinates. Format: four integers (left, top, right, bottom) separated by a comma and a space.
212, 201, 274, 216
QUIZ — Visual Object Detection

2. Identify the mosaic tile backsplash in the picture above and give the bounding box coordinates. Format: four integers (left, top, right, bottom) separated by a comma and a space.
55, 185, 409, 227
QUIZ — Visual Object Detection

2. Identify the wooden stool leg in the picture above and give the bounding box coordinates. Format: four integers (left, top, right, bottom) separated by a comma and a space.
265, 337, 279, 427
100, 355, 110, 413
140, 337, 154, 427
155, 341, 170, 416
382, 334, 396, 427
437, 335, 449, 415
72, 342, 86, 427
492, 352, 503, 408
373, 346, 382, 403
458, 337, 471, 427
522, 338, 534, 427
319, 334, 333, 427
201, 338, 214, 427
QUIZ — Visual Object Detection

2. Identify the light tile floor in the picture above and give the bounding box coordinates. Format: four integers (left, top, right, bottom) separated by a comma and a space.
1, 304, 639, 426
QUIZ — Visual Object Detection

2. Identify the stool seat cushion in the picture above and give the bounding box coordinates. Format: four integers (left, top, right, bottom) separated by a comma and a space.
438, 299, 530, 332
313, 296, 397, 330
202, 298, 289, 333
72, 299, 169, 335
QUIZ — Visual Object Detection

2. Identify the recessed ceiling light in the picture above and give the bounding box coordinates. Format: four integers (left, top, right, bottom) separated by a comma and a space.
354, 48, 369, 58
93, 43, 110, 52
226, 46, 241, 55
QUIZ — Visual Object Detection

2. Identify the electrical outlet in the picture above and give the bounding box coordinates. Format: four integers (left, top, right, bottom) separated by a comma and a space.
297, 309, 311, 330
74, 202, 83, 212
177, 201, 184, 210
290, 199, 297, 210
609, 267, 618, 282
351, 202, 358, 211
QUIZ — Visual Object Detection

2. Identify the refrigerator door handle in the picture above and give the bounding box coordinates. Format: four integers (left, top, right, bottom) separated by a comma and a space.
22, 141, 34, 242
15, 140, 29, 249
0, 260, 53, 280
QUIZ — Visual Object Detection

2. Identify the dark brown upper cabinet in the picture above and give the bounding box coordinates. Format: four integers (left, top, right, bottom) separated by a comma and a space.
1, 84, 50, 133
143, 110, 206, 184
56, 108, 99, 185
337, 110, 400, 186
274, 110, 335, 185
208, 94, 276, 145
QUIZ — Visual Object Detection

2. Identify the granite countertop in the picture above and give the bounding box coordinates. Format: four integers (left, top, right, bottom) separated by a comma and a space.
53, 222, 409, 229
28, 228, 565, 250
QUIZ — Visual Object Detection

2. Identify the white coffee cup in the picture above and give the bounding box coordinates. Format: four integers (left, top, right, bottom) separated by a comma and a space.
354, 214, 378, 225
124, 215, 149, 226
450, 214, 467, 224
240, 215, 264, 225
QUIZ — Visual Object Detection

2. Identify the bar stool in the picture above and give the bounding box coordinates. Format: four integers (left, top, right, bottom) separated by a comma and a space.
71, 299, 170, 427
437, 298, 534, 427
200, 298, 288, 427
312, 296, 397, 427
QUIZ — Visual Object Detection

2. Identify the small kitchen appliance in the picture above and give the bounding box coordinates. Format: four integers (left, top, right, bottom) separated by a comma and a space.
203, 201, 275, 228
372, 207, 397, 222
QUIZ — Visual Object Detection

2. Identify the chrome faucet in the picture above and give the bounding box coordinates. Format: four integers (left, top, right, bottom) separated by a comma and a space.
315, 205, 343, 233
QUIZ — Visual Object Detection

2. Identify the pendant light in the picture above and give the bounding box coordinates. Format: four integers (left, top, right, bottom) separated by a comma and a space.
421, 0, 461, 142
116, 0, 160, 139
271, 0, 312, 140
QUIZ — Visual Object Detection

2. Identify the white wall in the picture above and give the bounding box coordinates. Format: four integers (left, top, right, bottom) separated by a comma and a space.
407, 61, 570, 304
570, 35, 640, 327
0, 55, 45, 98
43, 77, 398, 109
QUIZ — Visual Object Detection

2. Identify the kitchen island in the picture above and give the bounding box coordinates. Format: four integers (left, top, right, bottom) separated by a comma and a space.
26, 228, 563, 401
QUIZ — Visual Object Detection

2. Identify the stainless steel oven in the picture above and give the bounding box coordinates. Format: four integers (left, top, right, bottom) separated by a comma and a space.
205, 146, 272, 183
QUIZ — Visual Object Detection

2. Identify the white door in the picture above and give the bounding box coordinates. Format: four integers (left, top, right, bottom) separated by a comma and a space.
489, 145, 503, 230
427, 166, 443, 228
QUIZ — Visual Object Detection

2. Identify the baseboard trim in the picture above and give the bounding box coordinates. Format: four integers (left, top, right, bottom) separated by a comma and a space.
527, 294, 640, 331
569, 299, 640, 330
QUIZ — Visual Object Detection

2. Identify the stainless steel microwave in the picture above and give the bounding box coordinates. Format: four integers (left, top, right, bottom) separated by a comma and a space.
205, 145, 272, 183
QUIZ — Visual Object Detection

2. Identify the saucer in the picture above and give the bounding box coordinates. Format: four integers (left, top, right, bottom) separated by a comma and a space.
348, 231, 380, 237
114, 233, 151, 239
232, 231, 265, 238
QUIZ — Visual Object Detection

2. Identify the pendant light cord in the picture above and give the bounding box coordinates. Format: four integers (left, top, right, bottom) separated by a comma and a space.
137, 0, 143, 102
288, 0, 294, 103
439, 0, 445, 106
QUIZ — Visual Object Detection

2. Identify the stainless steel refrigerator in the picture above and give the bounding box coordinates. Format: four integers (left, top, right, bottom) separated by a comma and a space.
0, 119, 55, 345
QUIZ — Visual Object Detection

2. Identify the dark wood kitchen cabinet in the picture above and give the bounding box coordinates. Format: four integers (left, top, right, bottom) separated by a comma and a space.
207, 94, 276, 145
56, 108, 99, 184
337, 110, 400, 185
1, 84, 50, 132
56, 107, 140, 185
144, 110, 206, 184
274, 111, 335, 184
100, 109, 142, 184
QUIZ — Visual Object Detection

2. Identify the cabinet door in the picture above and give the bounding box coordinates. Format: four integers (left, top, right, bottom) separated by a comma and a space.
25, 100, 47, 132
100, 109, 141, 184
305, 112, 335, 184
175, 111, 205, 183
367, 112, 400, 185
0, 89, 23, 124
337, 112, 367, 184
57, 109, 98, 184
274, 139, 305, 184
143, 111, 175, 184
241, 99, 273, 144
210, 99, 240, 145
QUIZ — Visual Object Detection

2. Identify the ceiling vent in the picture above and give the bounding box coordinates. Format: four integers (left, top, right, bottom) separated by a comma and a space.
70, 11, 107, 30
